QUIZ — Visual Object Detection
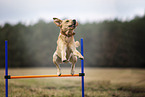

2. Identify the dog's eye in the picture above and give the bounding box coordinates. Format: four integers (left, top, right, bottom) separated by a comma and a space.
66, 20, 69, 22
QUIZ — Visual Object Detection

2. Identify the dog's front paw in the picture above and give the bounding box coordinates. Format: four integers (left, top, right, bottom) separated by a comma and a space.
63, 60, 67, 62
79, 56, 84, 60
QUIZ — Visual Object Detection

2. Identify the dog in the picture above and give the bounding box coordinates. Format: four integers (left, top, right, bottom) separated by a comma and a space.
53, 18, 84, 76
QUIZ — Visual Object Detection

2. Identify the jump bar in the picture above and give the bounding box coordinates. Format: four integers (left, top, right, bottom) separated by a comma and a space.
5, 73, 85, 79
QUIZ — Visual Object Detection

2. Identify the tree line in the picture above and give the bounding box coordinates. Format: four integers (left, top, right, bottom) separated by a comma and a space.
0, 16, 145, 68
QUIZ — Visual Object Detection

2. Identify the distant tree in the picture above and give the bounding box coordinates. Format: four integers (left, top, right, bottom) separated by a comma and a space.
0, 16, 145, 68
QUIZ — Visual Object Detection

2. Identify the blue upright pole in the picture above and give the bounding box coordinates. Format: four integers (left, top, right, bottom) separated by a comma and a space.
81, 38, 84, 97
5, 40, 8, 97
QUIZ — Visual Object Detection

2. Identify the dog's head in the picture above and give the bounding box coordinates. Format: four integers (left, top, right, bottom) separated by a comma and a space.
53, 18, 78, 37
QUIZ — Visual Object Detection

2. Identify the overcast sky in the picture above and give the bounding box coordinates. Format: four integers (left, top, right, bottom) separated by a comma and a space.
0, 0, 145, 25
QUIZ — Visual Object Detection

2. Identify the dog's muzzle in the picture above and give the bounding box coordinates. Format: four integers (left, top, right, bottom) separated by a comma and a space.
68, 19, 76, 28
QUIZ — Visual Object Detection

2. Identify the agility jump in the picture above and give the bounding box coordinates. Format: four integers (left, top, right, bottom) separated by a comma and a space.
4, 38, 85, 97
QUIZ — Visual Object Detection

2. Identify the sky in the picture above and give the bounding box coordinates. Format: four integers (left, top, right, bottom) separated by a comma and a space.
0, 0, 145, 25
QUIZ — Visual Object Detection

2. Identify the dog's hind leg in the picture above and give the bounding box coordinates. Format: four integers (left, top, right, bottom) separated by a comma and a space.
53, 52, 62, 76
69, 55, 77, 75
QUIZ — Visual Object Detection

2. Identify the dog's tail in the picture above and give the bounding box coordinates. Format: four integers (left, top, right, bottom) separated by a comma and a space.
75, 41, 80, 48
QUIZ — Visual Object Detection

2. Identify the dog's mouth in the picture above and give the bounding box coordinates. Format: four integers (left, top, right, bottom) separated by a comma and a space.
61, 30, 75, 37
68, 25, 75, 30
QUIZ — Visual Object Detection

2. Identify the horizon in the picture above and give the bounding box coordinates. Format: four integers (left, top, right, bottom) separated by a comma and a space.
0, 15, 144, 27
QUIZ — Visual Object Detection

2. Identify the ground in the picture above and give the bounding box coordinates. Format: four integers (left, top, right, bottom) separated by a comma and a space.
0, 68, 145, 97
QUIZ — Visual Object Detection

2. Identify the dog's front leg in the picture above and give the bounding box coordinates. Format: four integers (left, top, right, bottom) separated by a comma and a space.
73, 50, 84, 60
69, 43, 84, 60
61, 45, 67, 62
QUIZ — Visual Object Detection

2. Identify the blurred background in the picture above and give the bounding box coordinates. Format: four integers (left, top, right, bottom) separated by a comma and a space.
1, 0, 145, 97
0, 0, 145, 68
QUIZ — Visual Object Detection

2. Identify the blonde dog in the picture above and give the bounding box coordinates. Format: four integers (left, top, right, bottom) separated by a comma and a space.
53, 18, 84, 76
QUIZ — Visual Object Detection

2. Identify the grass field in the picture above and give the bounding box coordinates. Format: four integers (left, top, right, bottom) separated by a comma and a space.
0, 68, 145, 97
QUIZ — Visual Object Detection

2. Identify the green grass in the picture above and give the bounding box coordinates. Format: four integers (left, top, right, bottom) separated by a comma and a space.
0, 68, 145, 97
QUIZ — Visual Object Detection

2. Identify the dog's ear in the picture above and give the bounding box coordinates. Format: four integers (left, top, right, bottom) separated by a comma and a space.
53, 18, 62, 27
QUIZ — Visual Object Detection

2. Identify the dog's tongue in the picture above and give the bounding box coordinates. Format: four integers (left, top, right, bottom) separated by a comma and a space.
65, 30, 69, 35
68, 33, 72, 36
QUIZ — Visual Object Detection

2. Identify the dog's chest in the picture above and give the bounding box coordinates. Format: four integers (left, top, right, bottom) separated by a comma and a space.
59, 35, 74, 58
59, 34, 73, 43
64, 36, 72, 43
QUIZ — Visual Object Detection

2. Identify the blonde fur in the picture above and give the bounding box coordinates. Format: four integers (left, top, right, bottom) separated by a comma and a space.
53, 18, 84, 76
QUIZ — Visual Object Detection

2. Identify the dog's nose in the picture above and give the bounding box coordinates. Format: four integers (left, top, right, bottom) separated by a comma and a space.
73, 19, 76, 25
